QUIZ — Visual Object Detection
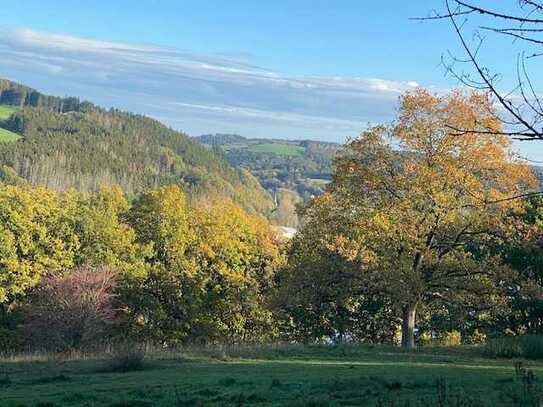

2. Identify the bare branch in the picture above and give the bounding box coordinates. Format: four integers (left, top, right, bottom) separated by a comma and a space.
445, 0, 543, 139
454, 0, 543, 23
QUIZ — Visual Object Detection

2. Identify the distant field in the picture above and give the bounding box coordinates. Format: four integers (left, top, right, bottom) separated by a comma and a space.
1, 344, 541, 406
221, 143, 249, 152
306, 177, 330, 185
0, 105, 17, 121
246, 143, 305, 156
0, 127, 20, 142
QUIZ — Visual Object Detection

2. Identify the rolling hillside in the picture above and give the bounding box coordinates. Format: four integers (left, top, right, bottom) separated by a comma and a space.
0, 80, 273, 215
195, 134, 340, 226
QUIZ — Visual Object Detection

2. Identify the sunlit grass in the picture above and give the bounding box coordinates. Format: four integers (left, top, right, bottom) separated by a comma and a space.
246, 142, 305, 156
0, 105, 19, 143
0, 128, 20, 142
0, 105, 17, 121
1, 344, 541, 406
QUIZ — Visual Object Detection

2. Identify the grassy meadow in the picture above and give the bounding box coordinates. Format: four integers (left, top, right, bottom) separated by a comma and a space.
0, 105, 20, 142
0, 105, 17, 121
246, 143, 305, 156
1, 344, 542, 406
0, 128, 20, 142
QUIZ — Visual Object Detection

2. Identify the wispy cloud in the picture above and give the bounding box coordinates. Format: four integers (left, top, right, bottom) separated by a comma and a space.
0, 27, 422, 141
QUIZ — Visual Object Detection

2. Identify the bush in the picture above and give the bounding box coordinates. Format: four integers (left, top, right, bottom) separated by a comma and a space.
440, 331, 462, 347
23, 266, 119, 352
106, 342, 146, 372
469, 329, 487, 345
520, 336, 543, 359
0, 327, 24, 353
484, 337, 524, 358
484, 336, 543, 359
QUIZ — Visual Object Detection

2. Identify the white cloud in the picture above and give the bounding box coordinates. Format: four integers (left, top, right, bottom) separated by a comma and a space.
11, 28, 161, 53
0, 27, 423, 141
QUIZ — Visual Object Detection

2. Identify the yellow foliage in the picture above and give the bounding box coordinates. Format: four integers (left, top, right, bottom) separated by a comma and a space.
0, 185, 79, 301
440, 330, 462, 347
296, 89, 537, 340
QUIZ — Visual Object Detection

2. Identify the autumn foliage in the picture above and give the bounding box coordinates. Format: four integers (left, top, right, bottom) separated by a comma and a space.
2, 89, 543, 351
280, 89, 537, 348
23, 266, 118, 351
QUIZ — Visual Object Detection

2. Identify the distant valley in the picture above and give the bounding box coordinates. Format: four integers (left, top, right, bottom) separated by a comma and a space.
195, 134, 341, 227
2, 78, 539, 231
0, 79, 339, 229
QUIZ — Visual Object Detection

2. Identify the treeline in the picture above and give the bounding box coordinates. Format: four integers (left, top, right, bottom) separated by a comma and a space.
0, 183, 283, 351
0, 79, 81, 113
0, 79, 273, 216
2, 176, 543, 352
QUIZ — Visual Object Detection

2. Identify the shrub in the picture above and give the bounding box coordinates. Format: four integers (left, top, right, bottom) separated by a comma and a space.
106, 342, 146, 372
520, 336, 543, 359
484, 337, 524, 358
23, 266, 119, 352
440, 331, 462, 347
469, 329, 487, 345
0, 327, 24, 353
484, 336, 543, 359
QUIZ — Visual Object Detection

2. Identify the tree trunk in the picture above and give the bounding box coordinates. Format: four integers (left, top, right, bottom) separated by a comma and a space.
401, 304, 416, 350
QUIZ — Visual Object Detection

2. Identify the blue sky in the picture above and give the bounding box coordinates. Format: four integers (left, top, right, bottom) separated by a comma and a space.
1, 1, 449, 79
1, 1, 542, 159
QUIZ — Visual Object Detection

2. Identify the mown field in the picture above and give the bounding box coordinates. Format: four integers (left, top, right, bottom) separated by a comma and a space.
0, 105, 16, 120
246, 143, 305, 156
1, 344, 541, 406
0, 128, 20, 142
0, 105, 20, 142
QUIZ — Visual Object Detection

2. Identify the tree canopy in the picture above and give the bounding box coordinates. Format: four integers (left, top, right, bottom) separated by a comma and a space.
284, 89, 537, 348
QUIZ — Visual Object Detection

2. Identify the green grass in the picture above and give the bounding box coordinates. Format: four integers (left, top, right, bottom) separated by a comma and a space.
246, 143, 305, 156
305, 178, 331, 185
0, 128, 20, 143
0, 105, 17, 121
1, 344, 542, 406
0, 105, 20, 142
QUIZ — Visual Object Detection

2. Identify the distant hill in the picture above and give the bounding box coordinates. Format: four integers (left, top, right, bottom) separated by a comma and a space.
194, 134, 341, 226
197, 133, 247, 145
195, 134, 543, 227
0, 80, 273, 215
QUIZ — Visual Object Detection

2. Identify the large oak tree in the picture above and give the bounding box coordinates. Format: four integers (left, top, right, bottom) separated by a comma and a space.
293, 89, 536, 348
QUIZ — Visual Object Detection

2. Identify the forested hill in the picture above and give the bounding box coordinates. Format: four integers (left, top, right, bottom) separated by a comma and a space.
195, 134, 340, 227
0, 79, 273, 215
